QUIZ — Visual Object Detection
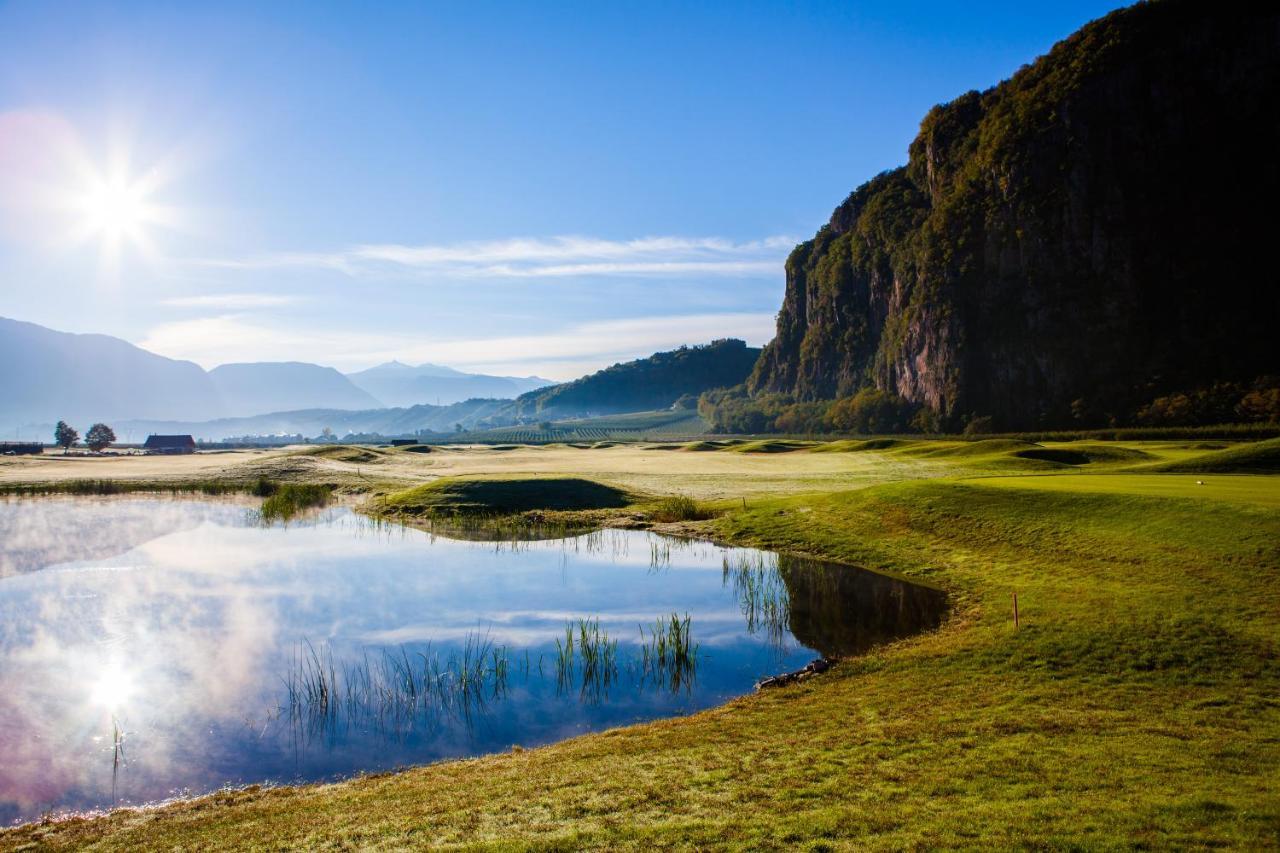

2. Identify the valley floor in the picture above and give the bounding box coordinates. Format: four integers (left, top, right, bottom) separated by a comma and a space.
2, 438, 1278, 849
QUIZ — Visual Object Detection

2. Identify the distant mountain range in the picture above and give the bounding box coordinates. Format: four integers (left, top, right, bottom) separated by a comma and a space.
211, 362, 382, 415
112, 399, 512, 443
0, 316, 751, 441
1, 317, 224, 429
0, 316, 550, 436
346, 361, 552, 408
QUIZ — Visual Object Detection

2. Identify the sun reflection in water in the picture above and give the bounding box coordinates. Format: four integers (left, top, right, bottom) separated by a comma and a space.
89, 662, 137, 710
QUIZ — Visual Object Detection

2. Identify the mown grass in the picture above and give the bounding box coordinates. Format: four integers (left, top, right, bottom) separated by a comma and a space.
1150, 436, 1280, 474
2, 454, 1279, 849
967, 472, 1280, 508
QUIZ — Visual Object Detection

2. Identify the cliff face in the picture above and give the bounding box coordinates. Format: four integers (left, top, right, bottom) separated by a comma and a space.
749, 1, 1280, 429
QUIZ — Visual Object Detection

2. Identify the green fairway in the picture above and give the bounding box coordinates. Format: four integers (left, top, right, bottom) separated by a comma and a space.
2, 438, 1277, 850
961, 472, 1280, 508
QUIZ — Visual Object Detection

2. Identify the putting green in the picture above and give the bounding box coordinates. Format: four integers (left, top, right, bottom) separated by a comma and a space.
961, 472, 1280, 508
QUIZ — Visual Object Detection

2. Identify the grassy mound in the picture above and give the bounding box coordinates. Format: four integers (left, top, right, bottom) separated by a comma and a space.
1012, 447, 1091, 466
901, 438, 1040, 458
397, 444, 433, 454
304, 445, 384, 464
1066, 443, 1156, 463
681, 440, 724, 451
380, 477, 633, 515
810, 438, 912, 453
1151, 437, 1280, 474
729, 439, 813, 454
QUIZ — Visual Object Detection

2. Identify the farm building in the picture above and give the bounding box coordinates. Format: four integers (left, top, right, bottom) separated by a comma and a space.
143, 434, 197, 454
0, 442, 43, 455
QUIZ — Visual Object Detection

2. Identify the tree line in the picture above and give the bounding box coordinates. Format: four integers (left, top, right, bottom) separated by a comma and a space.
53, 421, 117, 453
699, 375, 1280, 436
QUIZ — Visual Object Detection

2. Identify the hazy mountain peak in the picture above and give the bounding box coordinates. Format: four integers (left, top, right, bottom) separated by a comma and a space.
209, 362, 382, 416
0, 316, 222, 430
344, 361, 553, 407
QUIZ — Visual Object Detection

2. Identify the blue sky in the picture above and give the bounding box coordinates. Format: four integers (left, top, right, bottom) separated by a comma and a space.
0, 1, 1127, 379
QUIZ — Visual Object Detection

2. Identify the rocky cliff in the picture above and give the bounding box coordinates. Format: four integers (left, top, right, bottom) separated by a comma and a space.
749, 1, 1280, 429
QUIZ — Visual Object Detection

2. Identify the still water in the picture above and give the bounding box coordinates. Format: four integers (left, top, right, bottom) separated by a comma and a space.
0, 496, 945, 824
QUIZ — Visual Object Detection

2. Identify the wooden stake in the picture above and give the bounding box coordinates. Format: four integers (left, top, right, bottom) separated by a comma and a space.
1012, 592, 1020, 628
742, 497, 747, 510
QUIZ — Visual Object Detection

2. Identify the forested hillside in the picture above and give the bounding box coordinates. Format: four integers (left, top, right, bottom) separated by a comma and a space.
504, 339, 761, 420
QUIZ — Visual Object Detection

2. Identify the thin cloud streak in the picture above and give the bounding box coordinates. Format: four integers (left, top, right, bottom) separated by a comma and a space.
188, 234, 794, 279
161, 293, 300, 309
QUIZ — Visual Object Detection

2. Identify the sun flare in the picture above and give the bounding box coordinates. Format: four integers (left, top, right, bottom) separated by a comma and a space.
75, 172, 159, 250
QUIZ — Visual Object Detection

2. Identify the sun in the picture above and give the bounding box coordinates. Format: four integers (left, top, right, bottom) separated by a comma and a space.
75, 171, 159, 250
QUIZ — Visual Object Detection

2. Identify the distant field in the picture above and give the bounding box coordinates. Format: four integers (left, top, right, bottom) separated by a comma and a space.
439, 416, 1280, 448
447, 409, 710, 444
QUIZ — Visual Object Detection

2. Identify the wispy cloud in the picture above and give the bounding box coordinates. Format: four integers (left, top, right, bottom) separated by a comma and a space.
188, 234, 794, 279
160, 293, 300, 309
137, 311, 777, 378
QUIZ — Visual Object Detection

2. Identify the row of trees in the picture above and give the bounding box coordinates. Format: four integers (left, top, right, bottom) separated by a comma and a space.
1132, 377, 1280, 427
53, 421, 117, 453
698, 386, 928, 435
700, 375, 1280, 436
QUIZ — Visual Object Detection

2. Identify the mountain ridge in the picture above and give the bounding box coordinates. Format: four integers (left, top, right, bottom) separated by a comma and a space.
0, 316, 224, 427
345, 361, 553, 407
0, 317, 552, 432
210, 361, 382, 416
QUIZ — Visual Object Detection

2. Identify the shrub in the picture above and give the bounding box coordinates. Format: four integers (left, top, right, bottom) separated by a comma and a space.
251, 477, 278, 497
651, 495, 713, 523
261, 483, 332, 522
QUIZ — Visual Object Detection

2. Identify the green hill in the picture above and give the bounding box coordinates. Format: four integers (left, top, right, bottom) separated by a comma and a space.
504, 339, 760, 421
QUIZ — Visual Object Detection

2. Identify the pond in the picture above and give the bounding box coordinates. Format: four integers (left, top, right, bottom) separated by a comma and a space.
0, 496, 946, 825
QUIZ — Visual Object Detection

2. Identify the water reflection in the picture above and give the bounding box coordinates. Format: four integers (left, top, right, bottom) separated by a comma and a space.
779, 555, 948, 656
0, 497, 945, 824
